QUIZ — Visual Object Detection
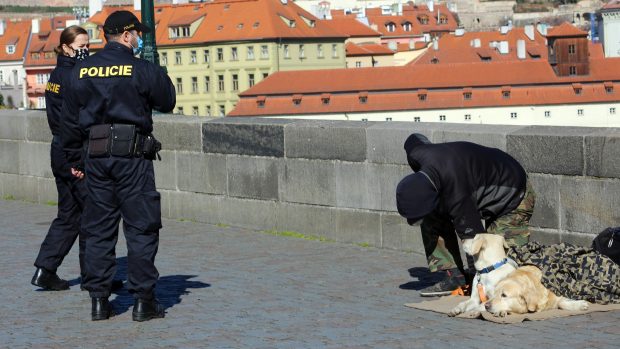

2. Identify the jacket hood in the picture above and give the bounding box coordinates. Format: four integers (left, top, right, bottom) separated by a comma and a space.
396, 172, 439, 225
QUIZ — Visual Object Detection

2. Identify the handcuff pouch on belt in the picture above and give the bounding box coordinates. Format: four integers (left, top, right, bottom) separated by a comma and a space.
88, 123, 161, 160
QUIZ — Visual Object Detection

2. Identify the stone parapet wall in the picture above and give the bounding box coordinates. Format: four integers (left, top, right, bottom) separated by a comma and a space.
1, 110, 619, 254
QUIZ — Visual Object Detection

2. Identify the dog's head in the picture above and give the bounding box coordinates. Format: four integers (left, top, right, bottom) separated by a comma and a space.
485, 265, 547, 317
462, 233, 509, 259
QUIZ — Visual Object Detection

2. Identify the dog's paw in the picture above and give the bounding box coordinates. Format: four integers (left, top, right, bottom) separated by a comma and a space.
575, 300, 589, 311
492, 310, 508, 317
448, 305, 464, 317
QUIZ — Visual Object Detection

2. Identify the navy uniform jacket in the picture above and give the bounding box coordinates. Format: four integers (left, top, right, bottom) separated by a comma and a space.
61, 41, 176, 166
45, 55, 75, 136
407, 141, 526, 237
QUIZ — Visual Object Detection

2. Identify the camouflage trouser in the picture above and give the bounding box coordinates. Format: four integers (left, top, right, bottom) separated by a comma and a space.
422, 179, 536, 272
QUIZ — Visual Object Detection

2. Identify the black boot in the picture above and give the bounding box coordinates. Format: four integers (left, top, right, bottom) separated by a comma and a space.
91, 297, 114, 321
31, 268, 69, 291
132, 298, 165, 322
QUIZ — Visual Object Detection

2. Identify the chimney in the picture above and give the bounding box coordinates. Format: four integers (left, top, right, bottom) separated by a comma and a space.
409, 39, 415, 50
455, 28, 465, 37
134, 0, 141, 10
433, 37, 439, 51
89, 0, 103, 18
428, 1, 434, 13
0, 19, 5, 36
498, 41, 509, 54
31, 19, 39, 34
388, 41, 398, 51
473, 38, 481, 48
517, 39, 526, 59
524, 25, 535, 41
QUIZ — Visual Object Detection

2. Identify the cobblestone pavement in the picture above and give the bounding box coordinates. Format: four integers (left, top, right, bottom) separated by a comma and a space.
1, 199, 619, 349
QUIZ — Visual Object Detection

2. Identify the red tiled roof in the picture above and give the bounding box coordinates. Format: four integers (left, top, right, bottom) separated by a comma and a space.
323, 18, 381, 37
0, 20, 31, 62
546, 22, 587, 37
230, 81, 619, 117
412, 27, 550, 65
88, 0, 346, 49
602, 0, 620, 10
24, 19, 62, 68
346, 42, 393, 56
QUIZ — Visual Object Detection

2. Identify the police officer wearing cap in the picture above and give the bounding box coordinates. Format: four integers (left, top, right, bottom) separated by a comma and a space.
61, 10, 175, 321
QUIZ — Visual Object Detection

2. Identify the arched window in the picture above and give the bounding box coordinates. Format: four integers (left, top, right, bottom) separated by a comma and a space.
386, 22, 396, 32
402, 21, 412, 31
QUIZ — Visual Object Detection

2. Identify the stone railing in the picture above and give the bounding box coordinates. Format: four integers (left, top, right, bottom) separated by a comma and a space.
1, 110, 619, 254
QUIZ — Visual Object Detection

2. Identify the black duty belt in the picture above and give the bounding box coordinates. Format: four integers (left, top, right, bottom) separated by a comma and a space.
87, 123, 161, 160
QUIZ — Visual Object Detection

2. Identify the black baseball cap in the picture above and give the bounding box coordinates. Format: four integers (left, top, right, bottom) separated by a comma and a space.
103, 10, 151, 35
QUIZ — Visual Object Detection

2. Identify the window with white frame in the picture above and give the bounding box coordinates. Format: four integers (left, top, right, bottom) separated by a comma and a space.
192, 106, 199, 116
386, 22, 396, 32
414, 117, 421, 122
248, 73, 255, 87
6, 45, 15, 54
577, 109, 584, 116
218, 75, 224, 91
204, 76, 210, 92
439, 115, 446, 121
355, 61, 362, 68
176, 77, 183, 94
217, 48, 223, 61
261, 45, 269, 59
332, 44, 338, 58
219, 104, 225, 116
232, 74, 239, 91
299, 44, 305, 59
190, 50, 197, 64
231, 47, 238, 61
38, 97, 46, 109
283, 44, 290, 59
161, 52, 168, 65
317, 44, 323, 58
464, 114, 471, 121
544, 110, 551, 117
36, 73, 49, 85
206, 105, 211, 116
204, 49, 210, 63
386, 117, 392, 121
510, 112, 517, 118
177, 106, 184, 115
247, 46, 254, 60
175, 51, 182, 64
191, 77, 198, 93
610, 107, 616, 115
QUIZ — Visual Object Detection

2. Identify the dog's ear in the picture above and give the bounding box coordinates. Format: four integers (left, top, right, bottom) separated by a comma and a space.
467, 235, 485, 255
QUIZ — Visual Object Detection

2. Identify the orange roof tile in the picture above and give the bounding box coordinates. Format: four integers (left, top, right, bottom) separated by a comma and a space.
24, 19, 62, 68
546, 22, 588, 37
88, 0, 346, 49
346, 42, 393, 56
323, 17, 381, 37
602, 0, 620, 10
0, 20, 31, 62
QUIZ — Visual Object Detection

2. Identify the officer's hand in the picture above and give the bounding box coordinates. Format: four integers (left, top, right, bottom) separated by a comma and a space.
71, 168, 85, 179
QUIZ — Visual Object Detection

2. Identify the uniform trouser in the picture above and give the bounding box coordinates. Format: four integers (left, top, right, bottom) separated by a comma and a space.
82, 156, 161, 299
34, 139, 87, 275
422, 180, 536, 273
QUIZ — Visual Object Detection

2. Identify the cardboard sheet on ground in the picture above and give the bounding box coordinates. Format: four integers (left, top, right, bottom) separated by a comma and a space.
405, 296, 620, 324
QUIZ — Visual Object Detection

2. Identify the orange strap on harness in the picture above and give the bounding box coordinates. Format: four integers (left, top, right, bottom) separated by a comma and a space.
477, 283, 488, 303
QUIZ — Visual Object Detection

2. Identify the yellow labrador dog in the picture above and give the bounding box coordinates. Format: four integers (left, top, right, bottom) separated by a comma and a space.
485, 265, 590, 317
449, 234, 517, 316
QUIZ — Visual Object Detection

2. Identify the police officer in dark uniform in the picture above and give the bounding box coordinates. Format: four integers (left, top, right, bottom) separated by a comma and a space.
61, 11, 175, 321
32, 25, 90, 291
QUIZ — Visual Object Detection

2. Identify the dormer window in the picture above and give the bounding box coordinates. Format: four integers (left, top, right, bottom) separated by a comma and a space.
402, 22, 412, 32
418, 15, 429, 25
604, 82, 614, 94
292, 94, 302, 106
299, 15, 316, 28
257, 96, 266, 108
502, 86, 511, 99
463, 92, 472, 100
170, 26, 190, 38
279, 15, 296, 28
438, 15, 448, 24
321, 93, 331, 105
418, 90, 427, 101
6, 45, 15, 54
573, 83, 582, 95
359, 92, 368, 104
386, 22, 396, 32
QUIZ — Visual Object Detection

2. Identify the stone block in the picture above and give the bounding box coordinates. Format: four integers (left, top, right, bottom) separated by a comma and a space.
0, 140, 20, 174
334, 162, 410, 211
434, 124, 526, 151
26, 112, 52, 142
219, 197, 277, 231
334, 208, 381, 246
506, 126, 598, 175
227, 155, 280, 200
366, 122, 438, 165
585, 128, 620, 178
560, 231, 596, 247
176, 152, 227, 195
284, 120, 368, 162
381, 213, 424, 254
154, 116, 203, 152
530, 228, 561, 245
0, 173, 38, 202
166, 190, 223, 225
0, 110, 27, 140
153, 150, 177, 190
275, 202, 336, 239
18, 142, 52, 178
559, 177, 620, 234
202, 118, 294, 157
281, 159, 335, 206
528, 174, 560, 229
37, 177, 58, 204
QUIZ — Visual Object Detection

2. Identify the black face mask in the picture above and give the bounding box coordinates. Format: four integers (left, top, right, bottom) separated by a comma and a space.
74, 48, 90, 61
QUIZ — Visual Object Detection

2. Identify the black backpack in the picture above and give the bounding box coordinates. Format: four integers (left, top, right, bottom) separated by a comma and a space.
592, 227, 620, 265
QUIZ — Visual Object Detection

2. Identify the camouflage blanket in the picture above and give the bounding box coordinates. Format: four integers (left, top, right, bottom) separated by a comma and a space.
507, 242, 620, 304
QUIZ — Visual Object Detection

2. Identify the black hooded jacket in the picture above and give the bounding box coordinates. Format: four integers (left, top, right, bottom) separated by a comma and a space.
405, 134, 527, 238
45, 55, 75, 136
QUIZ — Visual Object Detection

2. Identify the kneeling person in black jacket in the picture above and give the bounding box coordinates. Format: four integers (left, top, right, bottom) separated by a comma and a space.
396, 134, 536, 296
